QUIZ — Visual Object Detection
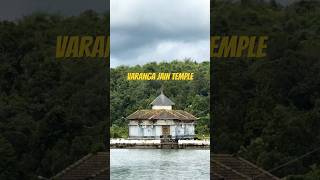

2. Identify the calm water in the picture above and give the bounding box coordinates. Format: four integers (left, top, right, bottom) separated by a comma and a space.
111, 149, 210, 180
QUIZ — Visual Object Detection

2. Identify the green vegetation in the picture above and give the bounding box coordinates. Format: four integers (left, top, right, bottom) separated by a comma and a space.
212, 0, 320, 178
110, 60, 210, 139
0, 11, 209, 178
110, 125, 128, 138
0, 11, 108, 179
287, 165, 320, 180
1, 0, 320, 179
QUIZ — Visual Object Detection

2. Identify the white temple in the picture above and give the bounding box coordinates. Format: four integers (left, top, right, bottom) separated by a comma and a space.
127, 91, 197, 139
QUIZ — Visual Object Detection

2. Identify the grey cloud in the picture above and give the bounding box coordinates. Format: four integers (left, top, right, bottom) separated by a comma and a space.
0, 0, 109, 21
111, 0, 210, 67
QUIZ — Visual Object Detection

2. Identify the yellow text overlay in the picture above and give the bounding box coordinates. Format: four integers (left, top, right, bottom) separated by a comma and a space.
127, 73, 194, 81
211, 36, 268, 58
56, 36, 110, 58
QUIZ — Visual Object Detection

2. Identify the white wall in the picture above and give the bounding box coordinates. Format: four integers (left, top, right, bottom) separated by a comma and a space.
129, 122, 195, 139
176, 125, 185, 136
129, 126, 139, 137
170, 125, 176, 136
143, 126, 154, 136
173, 123, 195, 137
187, 124, 195, 135
152, 105, 172, 110
155, 119, 175, 125
129, 125, 158, 138
155, 126, 162, 137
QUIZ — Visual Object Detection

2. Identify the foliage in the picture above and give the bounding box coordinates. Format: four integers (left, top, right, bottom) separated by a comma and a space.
0, 136, 17, 179
212, 0, 320, 178
0, 11, 109, 179
110, 60, 210, 138
195, 115, 210, 139
0, 10, 209, 179
110, 125, 129, 138
287, 165, 320, 180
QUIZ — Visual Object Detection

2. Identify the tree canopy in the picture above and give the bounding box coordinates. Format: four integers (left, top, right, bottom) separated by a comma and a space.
212, 0, 320, 178
0, 11, 109, 179
110, 60, 210, 139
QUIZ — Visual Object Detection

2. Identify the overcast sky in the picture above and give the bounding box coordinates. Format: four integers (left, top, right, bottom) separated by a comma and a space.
0, 0, 109, 21
110, 0, 210, 67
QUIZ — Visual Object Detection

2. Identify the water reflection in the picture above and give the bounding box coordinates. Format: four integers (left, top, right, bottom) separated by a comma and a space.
111, 149, 209, 180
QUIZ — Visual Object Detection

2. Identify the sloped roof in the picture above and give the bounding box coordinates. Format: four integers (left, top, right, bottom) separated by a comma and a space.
212, 154, 280, 180
150, 92, 175, 106
51, 152, 109, 180
127, 109, 197, 121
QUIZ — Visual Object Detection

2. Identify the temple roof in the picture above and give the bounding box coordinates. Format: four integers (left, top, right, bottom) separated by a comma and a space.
212, 154, 280, 180
51, 152, 108, 180
150, 92, 175, 106
127, 109, 197, 121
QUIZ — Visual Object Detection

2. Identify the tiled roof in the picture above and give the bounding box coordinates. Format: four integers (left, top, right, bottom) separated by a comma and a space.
212, 154, 280, 180
51, 152, 109, 180
127, 109, 197, 121
150, 93, 175, 106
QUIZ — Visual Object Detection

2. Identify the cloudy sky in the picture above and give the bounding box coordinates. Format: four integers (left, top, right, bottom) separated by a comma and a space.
0, 0, 109, 21
110, 0, 210, 67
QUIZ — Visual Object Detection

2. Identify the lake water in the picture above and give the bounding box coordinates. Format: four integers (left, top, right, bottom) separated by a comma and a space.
111, 149, 210, 180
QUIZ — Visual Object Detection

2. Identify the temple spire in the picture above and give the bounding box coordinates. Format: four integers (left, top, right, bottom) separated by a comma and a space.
150, 88, 175, 110
160, 84, 164, 95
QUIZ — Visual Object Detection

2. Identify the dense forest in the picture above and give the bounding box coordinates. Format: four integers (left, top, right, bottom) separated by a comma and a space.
212, 0, 320, 179
0, 11, 108, 179
110, 60, 210, 139
0, 7, 211, 180
1, 0, 320, 179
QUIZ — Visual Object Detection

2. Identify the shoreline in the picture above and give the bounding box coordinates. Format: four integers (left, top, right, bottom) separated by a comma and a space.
110, 139, 210, 149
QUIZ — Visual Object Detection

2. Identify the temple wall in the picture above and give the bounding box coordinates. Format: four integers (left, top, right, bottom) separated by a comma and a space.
129, 125, 139, 137
155, 126, 162, 137
152, 105, 172, 110
154, 120, 175, 125
129, 122, 195, 139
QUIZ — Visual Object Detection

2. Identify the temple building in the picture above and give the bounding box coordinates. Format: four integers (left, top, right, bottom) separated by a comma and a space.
127, 91, 197, 139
